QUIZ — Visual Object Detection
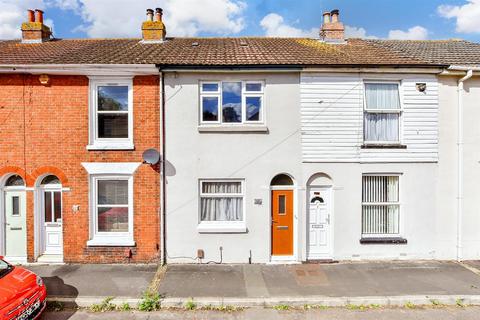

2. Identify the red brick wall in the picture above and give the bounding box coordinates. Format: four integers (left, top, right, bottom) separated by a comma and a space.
0, 74, 160, 263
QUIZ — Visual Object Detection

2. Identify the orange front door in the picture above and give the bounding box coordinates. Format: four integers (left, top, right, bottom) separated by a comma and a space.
271, 190, 294, 256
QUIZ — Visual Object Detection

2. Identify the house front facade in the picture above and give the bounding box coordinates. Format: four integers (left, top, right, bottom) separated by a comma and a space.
0, 10, 163, 263
162, 12, 480, 263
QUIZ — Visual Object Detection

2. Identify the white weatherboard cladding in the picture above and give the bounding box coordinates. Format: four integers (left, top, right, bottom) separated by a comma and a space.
300, 74, 439, 162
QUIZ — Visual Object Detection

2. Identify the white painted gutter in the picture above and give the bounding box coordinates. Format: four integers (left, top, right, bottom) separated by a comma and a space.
0, 64, 159, 75
456, 69, 473, 261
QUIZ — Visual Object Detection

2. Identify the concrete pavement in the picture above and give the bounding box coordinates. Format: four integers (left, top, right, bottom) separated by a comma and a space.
159, 261, 480, 297
25, 264, 158, 299
40, 306, 480, 320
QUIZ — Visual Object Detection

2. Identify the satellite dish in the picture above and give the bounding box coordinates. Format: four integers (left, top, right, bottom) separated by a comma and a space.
142, 148, 161, 165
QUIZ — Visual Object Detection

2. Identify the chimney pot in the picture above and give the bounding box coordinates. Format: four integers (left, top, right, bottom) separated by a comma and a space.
155, 8, 163, 22
330, 9, 339, 23
35, 9, 44, 24
146, 8, 154, 21
27, 10, 35, 23
322, 11, 331, 24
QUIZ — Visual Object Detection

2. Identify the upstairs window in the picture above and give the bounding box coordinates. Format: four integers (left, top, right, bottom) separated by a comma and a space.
200, 81, 264, 125
88, 77, 133, 150
364, 83, 401, 144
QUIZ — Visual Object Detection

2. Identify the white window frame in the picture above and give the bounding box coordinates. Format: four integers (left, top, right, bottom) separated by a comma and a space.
361, 173, 402, 238
82, 162, 141, 246
197, 179, 247, 233
363, 80, 403, 145
87, 76, 134, 150
199, 80, 265, 126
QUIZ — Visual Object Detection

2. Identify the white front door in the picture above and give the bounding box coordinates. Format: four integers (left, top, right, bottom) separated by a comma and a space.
4, 191, 27, 259
307, 186, 332, 260
42, 190, 63, 255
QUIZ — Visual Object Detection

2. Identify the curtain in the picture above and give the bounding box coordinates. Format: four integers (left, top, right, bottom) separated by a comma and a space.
365, 84, 400, 110
364, 83, 400, 142
364, 113, 399, 142
201, 182, 243, 221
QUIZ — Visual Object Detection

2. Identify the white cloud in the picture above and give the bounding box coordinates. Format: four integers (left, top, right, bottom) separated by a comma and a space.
46, 0, 80, 10
388, 26, 429, 40
260, 13, 317, 37
72, 0, 246, 38
438, 0, 480, 33
0, 0, 246, 39
0, 0, 46, 39
344, 25, 378, 39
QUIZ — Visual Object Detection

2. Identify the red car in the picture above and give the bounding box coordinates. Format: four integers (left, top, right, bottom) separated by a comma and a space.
0, 257, 47, 320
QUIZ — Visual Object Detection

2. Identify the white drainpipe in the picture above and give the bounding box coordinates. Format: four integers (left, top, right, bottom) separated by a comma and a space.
456, 69, 473, 262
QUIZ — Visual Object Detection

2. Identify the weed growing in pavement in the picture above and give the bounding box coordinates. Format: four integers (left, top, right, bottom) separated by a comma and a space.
456, 298, 466, 308
117, 302, 132, 311
430, 299, 444, 307
404, 302, 416, 309
199, 304, 244, 312
184, 298, 197, 310
346, 304, 368, 310
273, 304, 290, 311
138, 291, 161, 312
90, 297, 116, 312
303, 304, 329, 310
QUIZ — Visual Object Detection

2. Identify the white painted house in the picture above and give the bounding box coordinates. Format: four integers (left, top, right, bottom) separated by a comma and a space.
161, 11, 480, 263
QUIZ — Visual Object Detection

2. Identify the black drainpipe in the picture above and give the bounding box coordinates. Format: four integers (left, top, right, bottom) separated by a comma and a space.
159, 68, 167, 265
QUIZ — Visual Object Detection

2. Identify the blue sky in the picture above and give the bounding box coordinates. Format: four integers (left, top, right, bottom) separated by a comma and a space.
1, 0, 479, 42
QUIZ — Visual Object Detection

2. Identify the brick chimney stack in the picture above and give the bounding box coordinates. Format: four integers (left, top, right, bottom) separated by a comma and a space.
142, 8, 166, 43
320, 9, 345, 43
21, 9, 52, 43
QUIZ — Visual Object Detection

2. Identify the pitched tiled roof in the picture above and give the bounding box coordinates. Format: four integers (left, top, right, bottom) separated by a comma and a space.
364, 39, 480, 67
0, 37, 478, 67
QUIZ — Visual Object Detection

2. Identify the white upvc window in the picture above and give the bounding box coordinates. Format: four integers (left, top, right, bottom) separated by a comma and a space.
197, 179, 246, 233
82, 162, 141, 246
88, 77, 134, 150
363, 82, 402, 145
199, 81, 265, 125
362, 174, 401, 237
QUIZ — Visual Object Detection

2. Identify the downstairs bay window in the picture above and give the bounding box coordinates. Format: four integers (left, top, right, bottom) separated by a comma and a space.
362, 175, 400, 237
198, 180, 246, 233
364, 83, 402, 145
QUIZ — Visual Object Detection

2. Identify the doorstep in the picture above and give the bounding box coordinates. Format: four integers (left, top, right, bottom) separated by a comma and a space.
36, 254, 64, 264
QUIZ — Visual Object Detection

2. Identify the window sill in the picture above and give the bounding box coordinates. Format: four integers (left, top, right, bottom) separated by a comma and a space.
87, 237, 135, 247
361, 144, 407, 149
198, 125, 268, 133
360, 237, 407, 245
87, 142, 135, 151
197, 222, 247, 234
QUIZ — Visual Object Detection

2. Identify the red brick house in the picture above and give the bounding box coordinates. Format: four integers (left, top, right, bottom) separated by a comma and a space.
0, 9, 163, 263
